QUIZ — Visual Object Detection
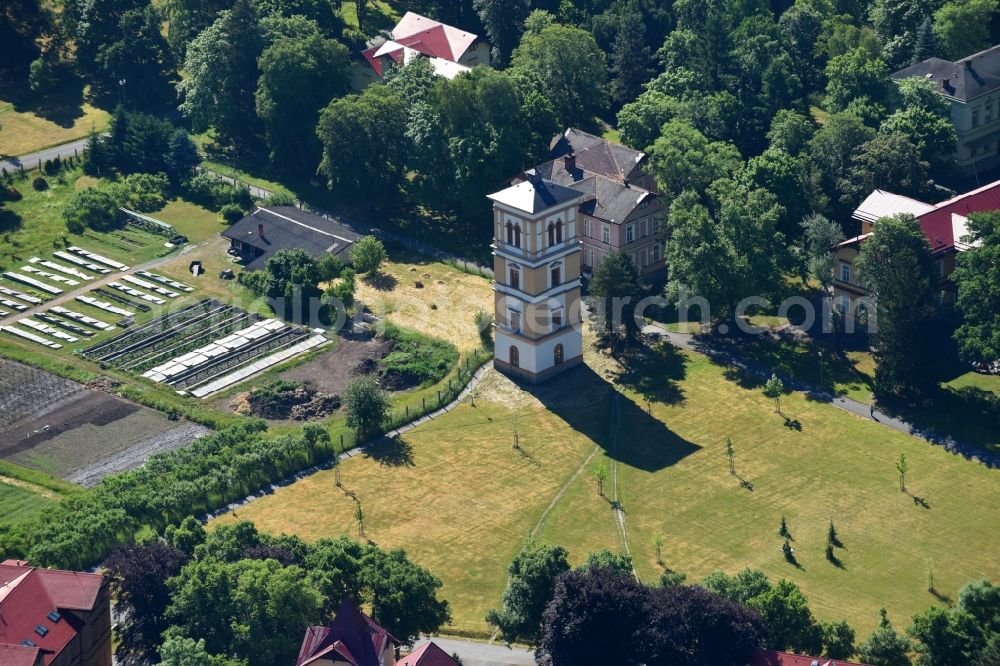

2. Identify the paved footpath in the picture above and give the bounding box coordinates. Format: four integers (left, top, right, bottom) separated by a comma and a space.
642, 322, 998, 468
1, 137, 92, 172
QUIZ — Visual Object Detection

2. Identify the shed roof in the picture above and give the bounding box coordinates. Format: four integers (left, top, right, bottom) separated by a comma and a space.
222, 207, 360, 270
397, 642, 461, 666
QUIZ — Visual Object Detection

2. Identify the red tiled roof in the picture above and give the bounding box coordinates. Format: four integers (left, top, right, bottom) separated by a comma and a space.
360, 12, 478, 78
0, 563, 104, 666
295, 598, 399, 666
915, 179, 1000, 253
398, 642, 461, 666
0, 644, 42, 666
751, 649, 873, 666
851, 179, 1000, 254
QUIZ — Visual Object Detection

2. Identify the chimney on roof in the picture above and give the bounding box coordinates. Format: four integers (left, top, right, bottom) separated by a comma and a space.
258, 223, 265, 238
563, 152, 575, 172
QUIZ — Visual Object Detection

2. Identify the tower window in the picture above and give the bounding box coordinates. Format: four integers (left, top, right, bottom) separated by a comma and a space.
509, 266, 520, 290
510, 345, 520, 367
550, 264, 561, 287
554, 344, 564, 365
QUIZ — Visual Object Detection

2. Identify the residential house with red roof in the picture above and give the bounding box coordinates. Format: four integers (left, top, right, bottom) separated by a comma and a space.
514, 128, 666, 278
294, 598, 460, 666
395, 642, 459, 666
295, 597, 399, 666
832, 179, 996, 315
0, 560, 110, 666
351, 12, 491, 90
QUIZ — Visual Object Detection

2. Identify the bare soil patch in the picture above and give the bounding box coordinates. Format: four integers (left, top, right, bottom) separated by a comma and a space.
0, 360, 211, 481
279, 336, 393, 395
231, 382, 342, 421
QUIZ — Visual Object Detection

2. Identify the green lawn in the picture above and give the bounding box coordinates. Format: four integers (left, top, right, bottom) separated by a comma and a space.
945, 370, 1000, 395
0, 482, 55, 527
213, 335, 1000, 639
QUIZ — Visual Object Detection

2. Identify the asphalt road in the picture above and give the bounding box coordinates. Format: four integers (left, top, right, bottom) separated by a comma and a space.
1, 137, 92, 172
411, 637, 534, 666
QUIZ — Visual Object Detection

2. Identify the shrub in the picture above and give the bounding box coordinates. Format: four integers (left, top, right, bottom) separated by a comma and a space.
219, 203, 246, 225
266, 190, 296, 207
474, 310, 493, 349
1, 185, 21, 202
379, 326, 458, 389
351, 235, 387, 274
317, 254, 344, 281
343, 376, 391, 440
122, 172, 171, 212
182, 173, 252, 211
32, 176, 49, 191
63, 188, 120, 233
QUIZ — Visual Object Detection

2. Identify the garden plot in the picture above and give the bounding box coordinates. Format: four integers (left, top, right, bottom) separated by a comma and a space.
0, 360, 210, 482
91, 287, 150, 312
76, 295, 134, 317
122, 275, 178, 298
18, 318, 79, 343
33, 313, 94, 338
81, 300, 324, 395
20, 265, 79, 286
28, 257, 94, 281
54, 251, 113, 274
138, 271, 193, 293
107, 281, 166, 305
1, 299, 27, 312
67, 246, 129, 271
3, 271, 61, 295
50, 306, 115, 331
0, 285, 43, 305
0, 326, 62, 348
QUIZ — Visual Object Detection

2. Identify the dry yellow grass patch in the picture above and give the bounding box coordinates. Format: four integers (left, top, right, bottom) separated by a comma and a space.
213, 373, 606, 636
0, 99, 110, 156
355, 256, 492, 352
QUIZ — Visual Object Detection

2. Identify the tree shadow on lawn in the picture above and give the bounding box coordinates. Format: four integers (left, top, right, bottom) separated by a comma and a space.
363, 435, 415, 467
524, 362, 700, 473
616, 338, 686, 406
363, 271, 398, 291
0, 72, 88, 129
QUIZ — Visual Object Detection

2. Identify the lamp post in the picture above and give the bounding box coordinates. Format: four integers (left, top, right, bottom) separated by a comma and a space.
818, 350, 824, 388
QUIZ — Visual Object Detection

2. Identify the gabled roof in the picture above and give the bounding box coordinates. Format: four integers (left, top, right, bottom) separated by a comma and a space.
0, 644, 42, 666
849, 179, 1000, 253
295, 598, 399, 666
529, 152, 655, 224
549, 128, 646, 181
222, 207, 360, 271
0, 561, 105, 666
397, 642, 461, 666
392, 12, 478, 61
891, 43, 1000, 101
360, 12, 478, 79
751, 649, 872, 666
488, 176, 585, 215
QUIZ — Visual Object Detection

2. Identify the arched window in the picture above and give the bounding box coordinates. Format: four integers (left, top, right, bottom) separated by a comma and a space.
547, 223, 555, 247
550, 263, 561, 287
554, 344, 564, 365
505, 221, 513, 245
513, 224, 521, 248
555, 220, 563, 243
510, 345, 520, 367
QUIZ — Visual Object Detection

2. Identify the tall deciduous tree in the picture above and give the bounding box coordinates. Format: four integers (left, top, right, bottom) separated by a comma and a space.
473, 0, 528, 66
485, 541, 570, 645
933, 0, 999, 60
842, 132, 930, 209
801, 213, 846, 290
665, 184, 785, 322
857, 213, 938, 399
255, 28, 350, 169
511, 22, 608, 128
106, 541, 190, 665
316, 85, 409, 199
178, 0, 265, 146
647, 119, 741, 200
952, 212, 1000, 366
823, 47, 892, 112
343, 376, 391, 440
